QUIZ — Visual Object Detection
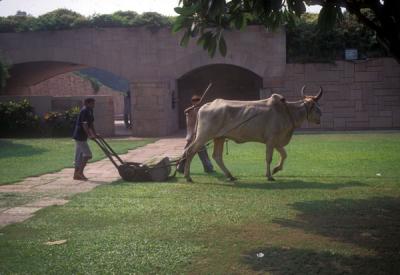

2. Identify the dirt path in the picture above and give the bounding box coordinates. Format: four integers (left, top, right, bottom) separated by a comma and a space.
0, 137, 186, 228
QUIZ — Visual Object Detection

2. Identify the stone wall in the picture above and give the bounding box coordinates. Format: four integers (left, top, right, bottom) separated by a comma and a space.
131, 81, 178, 137
281, 58, 400, 130
3, 72, 124, 117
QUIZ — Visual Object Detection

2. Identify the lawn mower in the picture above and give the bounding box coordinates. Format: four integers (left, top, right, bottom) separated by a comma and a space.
92, 136, 178, 182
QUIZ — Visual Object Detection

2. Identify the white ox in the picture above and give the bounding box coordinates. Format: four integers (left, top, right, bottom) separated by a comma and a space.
182, 86, 323, 182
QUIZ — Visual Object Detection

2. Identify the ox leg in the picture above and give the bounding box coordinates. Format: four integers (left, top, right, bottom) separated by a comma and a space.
272, 147, 287, 175
265, 145, 275, 181
183, 141, 205, 183
212, 138, 236, 181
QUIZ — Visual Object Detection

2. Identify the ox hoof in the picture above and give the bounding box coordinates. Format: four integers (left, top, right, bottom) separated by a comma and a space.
267, 177, 276, 181
228, 176, 237, 182
186, 177, 193, 183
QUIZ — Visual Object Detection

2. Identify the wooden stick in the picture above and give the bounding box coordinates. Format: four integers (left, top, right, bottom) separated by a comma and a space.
184, 82, 213, 113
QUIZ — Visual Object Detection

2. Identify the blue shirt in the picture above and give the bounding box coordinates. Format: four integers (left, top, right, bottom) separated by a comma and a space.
73, 106, 94, 141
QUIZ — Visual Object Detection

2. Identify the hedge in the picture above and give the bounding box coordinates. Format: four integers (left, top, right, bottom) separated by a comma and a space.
0, 9, 174, 33
0, 99, 80, 137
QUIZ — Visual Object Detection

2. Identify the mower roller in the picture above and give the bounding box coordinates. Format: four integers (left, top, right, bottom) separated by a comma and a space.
92, 136, 178, 182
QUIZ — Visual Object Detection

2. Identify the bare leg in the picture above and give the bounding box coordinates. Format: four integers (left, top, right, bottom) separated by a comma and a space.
183, 142, 204, 182
78, 156, 91, 180
272, 147, 287, 175
212, 138, 236, 181
265, 144, 275, 181
177, 140, 191, 173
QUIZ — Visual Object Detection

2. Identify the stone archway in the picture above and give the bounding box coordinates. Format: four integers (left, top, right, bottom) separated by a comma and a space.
177, 64, 263, 129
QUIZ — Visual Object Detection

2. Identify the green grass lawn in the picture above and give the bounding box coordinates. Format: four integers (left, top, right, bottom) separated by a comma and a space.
0, 138, 152, 185
1, 132, 400, 274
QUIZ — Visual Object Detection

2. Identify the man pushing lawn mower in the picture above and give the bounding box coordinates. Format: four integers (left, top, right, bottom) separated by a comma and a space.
72, 97, 97, 181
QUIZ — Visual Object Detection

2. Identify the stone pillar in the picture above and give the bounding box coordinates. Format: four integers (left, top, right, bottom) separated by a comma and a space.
130, 81, 179, 137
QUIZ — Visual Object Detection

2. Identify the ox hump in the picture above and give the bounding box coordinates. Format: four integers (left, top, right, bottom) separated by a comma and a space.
270, 93, 285, 103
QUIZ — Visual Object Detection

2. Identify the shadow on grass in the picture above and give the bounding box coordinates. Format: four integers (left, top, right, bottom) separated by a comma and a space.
109, 176, 180, 185
232, 180, 366, 190
243, 196, 400, 274
0, 140, 47, 159
242, 246, 397, 275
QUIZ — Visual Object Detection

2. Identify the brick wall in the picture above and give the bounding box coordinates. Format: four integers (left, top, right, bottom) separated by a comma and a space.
282, 58, 400, 130
5, 72, 124, 117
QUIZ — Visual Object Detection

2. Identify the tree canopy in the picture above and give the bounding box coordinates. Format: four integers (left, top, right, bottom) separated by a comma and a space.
173, 0, 400, 62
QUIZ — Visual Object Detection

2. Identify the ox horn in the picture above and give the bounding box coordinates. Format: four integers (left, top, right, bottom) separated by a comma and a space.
315, 86, 323, 101
300, 85, 306, 98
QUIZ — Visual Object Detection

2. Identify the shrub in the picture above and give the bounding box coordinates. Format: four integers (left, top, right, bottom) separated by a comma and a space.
33, 9, 87, 31
0, 9, 173, 33
0, 15, 36, 32
89, 14, 127, 28
43, 106, 80, 136
113, 11, 139, 24
0, 99, 80, 137
286, 13, 387, 63
0, 99, 40, 137
133, 12, 173, 27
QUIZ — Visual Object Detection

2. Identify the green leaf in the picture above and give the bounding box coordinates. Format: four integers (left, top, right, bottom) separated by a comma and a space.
172, 16, 186, 33
180, 31, 190, 47
174, 7, 184, 15
198, 31, 213, 49
174, 5, 198, 16
208, 35, 217, 57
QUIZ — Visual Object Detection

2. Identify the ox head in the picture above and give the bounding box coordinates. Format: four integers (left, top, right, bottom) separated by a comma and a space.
301, 85, 323, 124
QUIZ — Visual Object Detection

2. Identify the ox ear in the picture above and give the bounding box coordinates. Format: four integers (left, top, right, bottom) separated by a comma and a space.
300, 85, 306, 98
315, 86, 323, 101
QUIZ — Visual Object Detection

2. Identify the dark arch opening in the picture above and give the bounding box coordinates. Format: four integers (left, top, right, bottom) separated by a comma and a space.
177, 64, 263, 129
5, 61, 87, 91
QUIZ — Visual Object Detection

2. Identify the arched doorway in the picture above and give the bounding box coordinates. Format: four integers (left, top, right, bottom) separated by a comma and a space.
2, 61, 132, 136
177, 64, 263, 129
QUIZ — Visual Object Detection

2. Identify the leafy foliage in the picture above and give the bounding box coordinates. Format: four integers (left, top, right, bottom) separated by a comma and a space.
174, 0, 400, 62
0, 9, 174, 33
173, 0, 306, 57
43, 106, 80, 137
0, 99, 80, 137
287, 13, 387, 63
0, 99, 40, 136
34, 9, 87, 31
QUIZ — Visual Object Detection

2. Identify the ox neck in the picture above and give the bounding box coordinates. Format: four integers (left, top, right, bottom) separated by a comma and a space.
286, 101, 308, 128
